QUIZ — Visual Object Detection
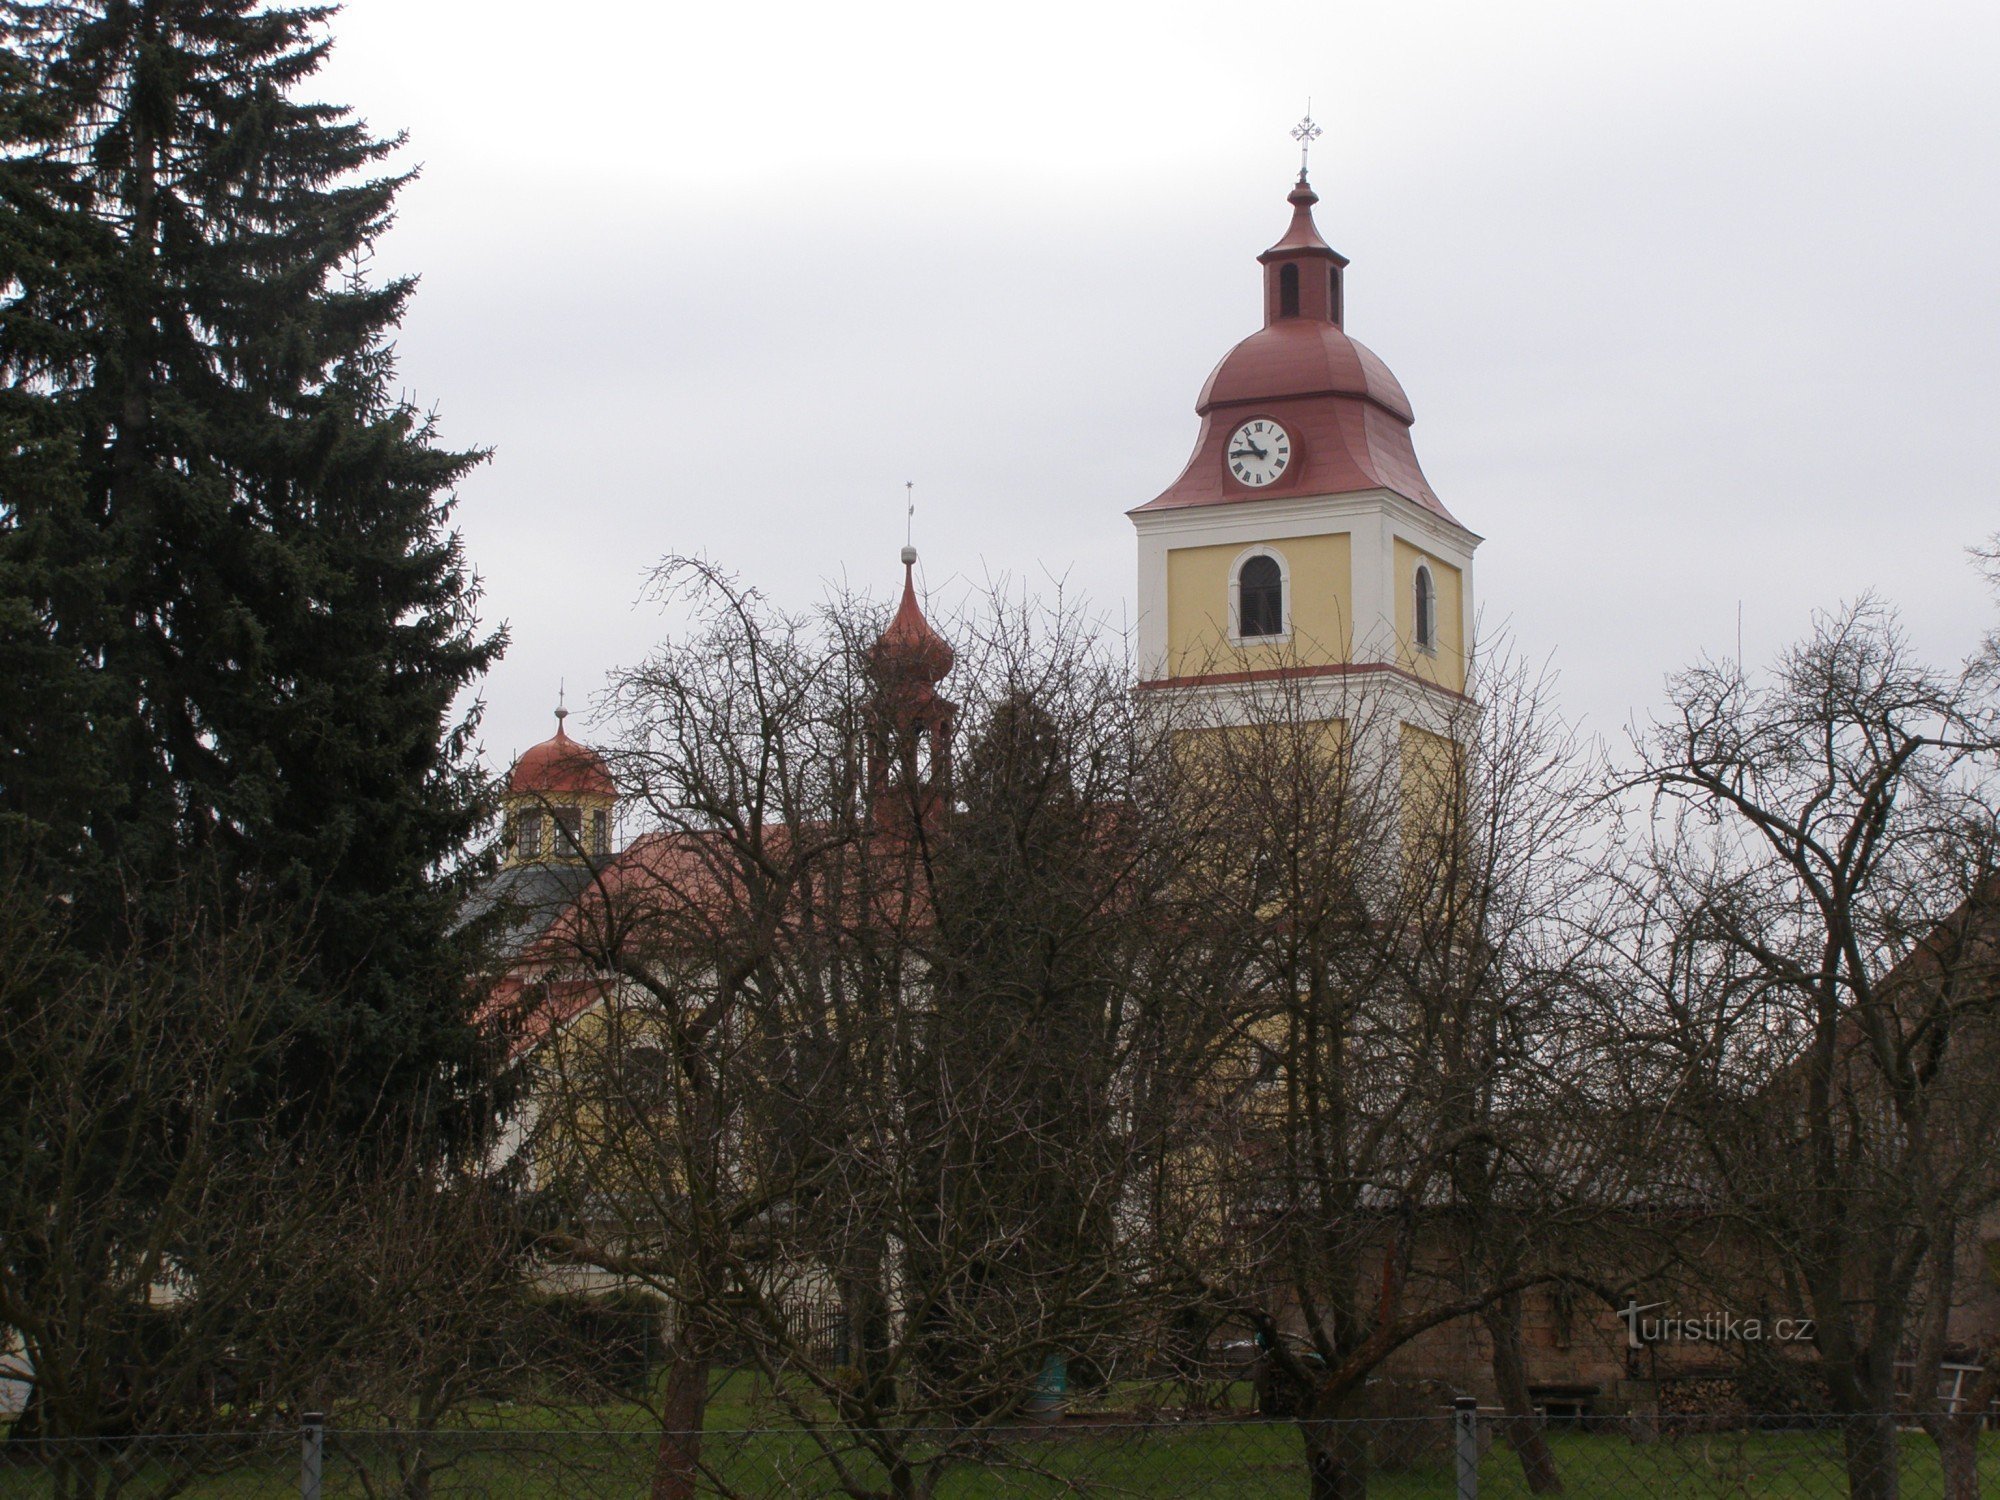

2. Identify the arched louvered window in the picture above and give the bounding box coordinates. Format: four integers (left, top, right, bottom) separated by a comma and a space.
1278, 263, 1300, 318
1239, 554, 1284, 639
1414, 564, 1437, 651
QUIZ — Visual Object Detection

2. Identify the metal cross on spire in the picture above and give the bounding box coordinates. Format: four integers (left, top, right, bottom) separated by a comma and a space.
905, 481, 915, 548
1291, 106, 1323, 178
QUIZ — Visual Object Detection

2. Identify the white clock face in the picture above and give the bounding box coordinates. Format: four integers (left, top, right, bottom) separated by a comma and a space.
1225, 419, 1291, 487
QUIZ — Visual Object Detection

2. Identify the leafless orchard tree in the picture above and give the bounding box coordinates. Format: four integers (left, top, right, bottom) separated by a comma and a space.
1618, 599, 2000, 1500
1149, 641, 1616, 1500
298, 1160, 554, 1500
0, 856, 567, 1500
515, 560, 867, 1499
0, 869, 530, 1499
520, 561, 1219, 1500
0, 873, 333, 1468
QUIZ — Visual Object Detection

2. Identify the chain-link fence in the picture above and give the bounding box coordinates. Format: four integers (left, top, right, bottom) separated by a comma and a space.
1, 1411, 1994, 1498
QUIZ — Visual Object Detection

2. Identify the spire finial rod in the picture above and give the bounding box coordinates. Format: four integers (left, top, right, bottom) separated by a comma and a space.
1291, 103, 1322, 179
555, 680, 567, 726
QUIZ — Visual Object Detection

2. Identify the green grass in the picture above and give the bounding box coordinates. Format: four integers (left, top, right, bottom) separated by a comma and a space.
4, 1408, 1996, 1498
327, 1423, 2000, 1498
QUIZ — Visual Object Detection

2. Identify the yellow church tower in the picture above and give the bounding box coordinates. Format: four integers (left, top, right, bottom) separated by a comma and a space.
1130, 156, 1478, 767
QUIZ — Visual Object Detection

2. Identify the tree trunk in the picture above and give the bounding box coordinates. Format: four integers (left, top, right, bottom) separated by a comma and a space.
1922, 1413, 1980, 1500
1299, 1388, 1370, 1500
888, 1453, 925, 1500
650, 1313, 715, 1500
1840, 1410, 1900, 1500
1483, 1295, 1561, 1493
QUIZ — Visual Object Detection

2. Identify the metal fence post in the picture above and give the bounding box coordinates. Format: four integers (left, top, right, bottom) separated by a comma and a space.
300, 1411, 324, 1500
1453, 1396, 1478, 1500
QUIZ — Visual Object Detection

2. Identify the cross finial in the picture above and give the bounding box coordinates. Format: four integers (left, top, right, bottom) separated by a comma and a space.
905, 481, 915, 550
1291, 105, 1322, 179
555, 679, 567, 726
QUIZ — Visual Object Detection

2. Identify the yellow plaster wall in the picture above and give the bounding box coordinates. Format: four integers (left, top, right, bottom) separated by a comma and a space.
1399, 721, 1467, 887
1165, 533, 1352, 677
533, 1003, 687, 1201
1392, 540, 1465, 693
1171, 716, 1349, 786
502, 789, 616, 865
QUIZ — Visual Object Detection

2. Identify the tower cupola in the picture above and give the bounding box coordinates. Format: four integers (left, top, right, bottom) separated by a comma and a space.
501, 703, 616, 866
1258, 174, 1349, 327
1132, 170, 1455, 521
866, 547, 955, 825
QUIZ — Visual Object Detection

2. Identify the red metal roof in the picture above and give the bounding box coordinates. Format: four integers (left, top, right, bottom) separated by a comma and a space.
870, 551, 954, 685
507, 719, 616, 799
1199, 318, 1414, 420
1132, 175, 1460, 526
1258, 176, 1345, 261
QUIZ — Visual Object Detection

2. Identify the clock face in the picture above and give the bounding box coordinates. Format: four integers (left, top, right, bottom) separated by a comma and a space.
1225, 419, 1291, 487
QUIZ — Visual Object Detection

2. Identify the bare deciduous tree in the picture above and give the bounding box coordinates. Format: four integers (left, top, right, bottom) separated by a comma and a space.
1153, 643, 1612, 1500
0, 871, 328, 1460
1621, 600, 2000, 1500
520, 563, 1219, 1499
0, 860, 545, 1500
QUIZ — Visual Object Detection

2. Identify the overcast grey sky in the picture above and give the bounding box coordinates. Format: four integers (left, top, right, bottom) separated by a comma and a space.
315, 0, 1999, 769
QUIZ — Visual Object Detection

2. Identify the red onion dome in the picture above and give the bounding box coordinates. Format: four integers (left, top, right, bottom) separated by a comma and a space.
869, 547, 954, 685
507, 712, 615, 799
1198, 321, 1414, 420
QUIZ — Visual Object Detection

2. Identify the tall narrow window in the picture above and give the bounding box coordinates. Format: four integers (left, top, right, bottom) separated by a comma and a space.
1329, 267, 1343, 325
1239, 554, 1283, 639
516, 811, 543, 860
1278, 263, 1300, 318
1414, 564, 1437, 651
591, 808, 609, 856
554, 806, 582, 854
624, 1044, 672, 1112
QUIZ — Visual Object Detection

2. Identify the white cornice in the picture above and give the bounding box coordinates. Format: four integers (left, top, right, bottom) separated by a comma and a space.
1136, 663, 1478, 729
1131, 487, 1482, 554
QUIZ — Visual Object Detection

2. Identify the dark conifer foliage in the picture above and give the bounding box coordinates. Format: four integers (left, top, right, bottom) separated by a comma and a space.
0, 0, 504, 1147
909, 691, 1132, 1411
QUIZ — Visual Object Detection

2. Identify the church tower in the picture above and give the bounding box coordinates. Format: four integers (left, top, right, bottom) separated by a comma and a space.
1130, 166, 1478, 754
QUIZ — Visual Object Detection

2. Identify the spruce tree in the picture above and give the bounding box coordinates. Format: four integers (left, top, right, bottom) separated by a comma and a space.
0, 0, 504, 1147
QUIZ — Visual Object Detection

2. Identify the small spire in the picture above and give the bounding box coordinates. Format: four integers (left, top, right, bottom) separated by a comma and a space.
554, 680, 568, 730
873, 546, 953, 685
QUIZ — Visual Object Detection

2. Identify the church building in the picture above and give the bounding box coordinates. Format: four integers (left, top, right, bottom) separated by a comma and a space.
488, 159, 1482, 940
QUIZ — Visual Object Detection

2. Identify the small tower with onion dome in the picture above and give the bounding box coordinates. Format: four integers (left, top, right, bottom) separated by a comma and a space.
866, 545, 956, 827
500, 701, 617, 865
